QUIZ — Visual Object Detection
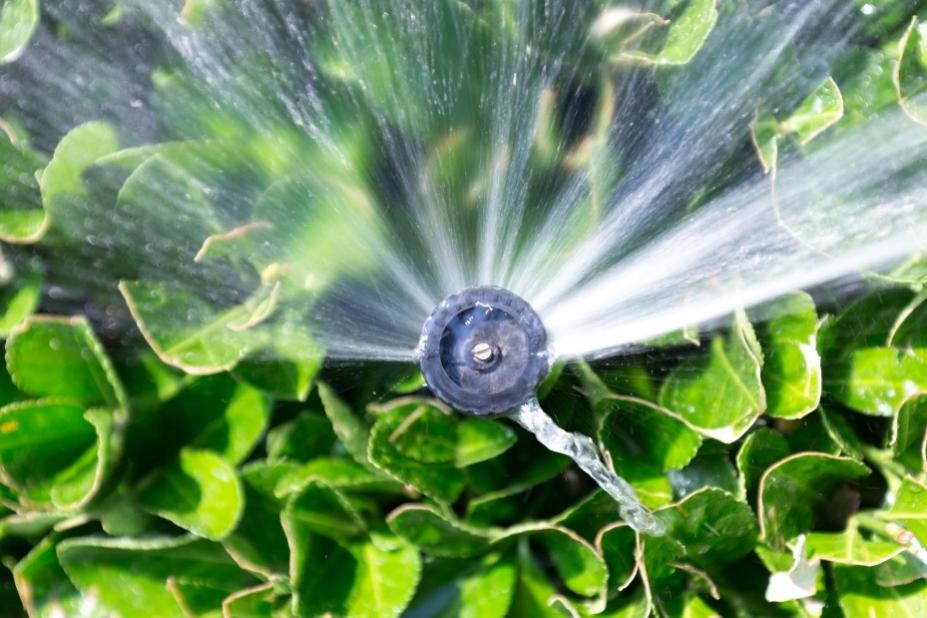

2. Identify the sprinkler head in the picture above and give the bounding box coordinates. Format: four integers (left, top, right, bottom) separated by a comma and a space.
419, 286, 549, 416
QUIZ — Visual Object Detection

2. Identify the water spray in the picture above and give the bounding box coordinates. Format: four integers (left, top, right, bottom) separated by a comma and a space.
419, 286, 664, 535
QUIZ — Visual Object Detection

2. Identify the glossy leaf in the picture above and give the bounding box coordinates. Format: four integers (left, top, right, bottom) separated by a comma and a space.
58, 536, 255, 616
758, 453, 870, 547
834, 564, 927, 616
757, 293, 822, 419
890, 393, 927, 472
138, 448, 244, 541
368, 401, 467, 503
0, 0, 37, 63
7, 315, 127, 409
736, 427, 790, 503
620, 0, 718, 66
387, 503, 491, 558
895, 17, 927, 126
659, 311, 765, 443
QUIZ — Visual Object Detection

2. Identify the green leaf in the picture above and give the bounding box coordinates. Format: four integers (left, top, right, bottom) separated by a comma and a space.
782, 77, 845, 144
456, 417, 517, 467
450, 552, 517, 618
232, 331, 322, 401
751, 79, 844, 173
821, 288, 927, 416
266, 412, 336, 462
596, 523, 637, 592
834, 564, 927, 616
757, 293, 822, 419
221, 583, 278, 618
885, 477, 927, 543
758, 453, 870, 547
894, 17, 927, 126
0, 266, 41, 337
120, 280, 263, 375
0, 400, 104, 507
500, 523, 608, 600
40, 122, 120, 241
750, 110, 779, 174
13, 536, 82, 618
287, 533, 421, 618
318, 381, 372, 467
283, 479, 366, 543
7, 315, 127, 409
620, 0, 718, 66
368, 402, 467, 503
736, 427, 790, 503
0, 131, 46, 243
600, 395, 702, 472
126, 375, 268, 472
223, 461, 291, 577
805, 528, 904, 566
659, 311, 765, 442
138, 448, 244, 541
890, 394, 927, 473
58, 535, 255, 616
0, 0, 38, 63
387, 503, 491, 558
656, 487, 758, 567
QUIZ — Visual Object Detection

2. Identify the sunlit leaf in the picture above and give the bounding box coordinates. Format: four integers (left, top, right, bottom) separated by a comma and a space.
138, 448, 244, 541
659, 311, 765, 443
895, 17, 927, 126
758, 453, 870, 547
757, 293, 822, 419
0, 0, 38, 63
58, 536, 256, 616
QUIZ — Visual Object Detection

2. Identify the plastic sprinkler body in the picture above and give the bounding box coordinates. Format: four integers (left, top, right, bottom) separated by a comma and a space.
419, 286, 549, 416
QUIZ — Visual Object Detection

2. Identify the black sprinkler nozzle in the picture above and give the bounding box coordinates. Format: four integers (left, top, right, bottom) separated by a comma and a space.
419, 286, 549, 416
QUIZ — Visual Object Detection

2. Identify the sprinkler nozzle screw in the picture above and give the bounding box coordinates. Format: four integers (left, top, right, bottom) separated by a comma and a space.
471, 342, 496, 364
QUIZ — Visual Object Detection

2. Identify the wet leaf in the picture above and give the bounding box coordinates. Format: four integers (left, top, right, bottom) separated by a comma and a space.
758, 453, 870, 547
736, 427, 790, 503
40, 122, 120, 242
656, 487, 758, 568
885, 477, 927, 542
223, 461, 290, 577
805, 527, 904, 566
834, 564, 927, 616
620, 0, 718, 66
7, 315, 127, 409
895, 17, 927, 126
599, 396, 702, 474
0, 401, 111, 508
368, 402, 467, 503
266, 412, 336, 462
221, 583, 278, 618
757, 293, 822, 419
282, 479, 366, 543
0, 132, 46, 243
0, 267, 41, 338
58, 536, 255, 616
318, 381, 372, 467
596, 522, 637, 591
782, 78, 844, 145
287, 532, 421, 618
138, 448, 244, 541
890, 393, 927, 472
120, 280, 265, 375
0, 0, 38, 64
659, 311, 765, 443
387, 503, 491, 558
12, 536, 82, 618
821, 288, 927, 416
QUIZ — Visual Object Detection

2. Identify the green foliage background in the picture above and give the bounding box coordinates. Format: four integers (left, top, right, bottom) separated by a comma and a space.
0, 0, 926, 616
